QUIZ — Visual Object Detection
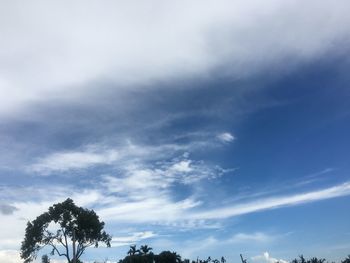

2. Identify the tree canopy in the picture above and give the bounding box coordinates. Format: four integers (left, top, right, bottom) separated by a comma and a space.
118, 245, 223, 263
20, 198, 111, 263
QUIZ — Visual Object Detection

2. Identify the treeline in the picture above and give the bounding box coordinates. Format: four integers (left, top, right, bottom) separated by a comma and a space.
41, 245, 350, 263
117, 245, 226, 263
115, 246, 350, 263
290, 255, 350, 263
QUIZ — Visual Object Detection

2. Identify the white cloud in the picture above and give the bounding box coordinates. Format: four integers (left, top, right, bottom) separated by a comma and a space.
1, 1, 350, 117
189, 182, 350, 220
0, 250, 22, 263
97, 195, 201, 223
170, 160, 193, 173
27, 142, 188, 175
27, 139, 232, 189
29, 149, 119, 174
306, 168, 335, 178
252, 252, 288, 263
112, 231, 157, 247
217, 132, 235, 143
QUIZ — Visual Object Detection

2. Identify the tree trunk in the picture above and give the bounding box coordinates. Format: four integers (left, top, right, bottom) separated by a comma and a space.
73, 229, 76, 263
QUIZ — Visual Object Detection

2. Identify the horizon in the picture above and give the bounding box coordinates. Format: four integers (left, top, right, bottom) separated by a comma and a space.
0, 1, 350, 263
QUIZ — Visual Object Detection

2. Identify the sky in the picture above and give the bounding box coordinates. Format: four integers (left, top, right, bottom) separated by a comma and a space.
0, 1, 350, 263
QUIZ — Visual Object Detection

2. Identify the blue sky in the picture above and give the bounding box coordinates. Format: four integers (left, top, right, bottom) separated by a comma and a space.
0, 1, 350, 263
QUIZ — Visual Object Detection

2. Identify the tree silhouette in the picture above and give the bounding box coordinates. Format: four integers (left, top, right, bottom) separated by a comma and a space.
20, 198, 111, 263
41, 254, 50, 263
341, 256, 350, 263
117, 248, 350, 263
140, 245, 153, 255
174, 252, 182, 263
155, 251, 180, 263
290, 255, 327, 263
310, 257, 326, 263
128, 245, 140, 256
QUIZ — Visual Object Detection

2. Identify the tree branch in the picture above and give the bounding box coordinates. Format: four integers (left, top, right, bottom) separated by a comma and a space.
48, 241, 70, 262
42, 230, 71, 262
62, 228, 71, 261
76, 242, 94, 259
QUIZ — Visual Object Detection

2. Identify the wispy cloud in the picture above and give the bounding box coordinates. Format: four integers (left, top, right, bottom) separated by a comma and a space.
27, 142, 181, 175
27, 137, 235, 186
1, 180, 349, 260
29, 147, 119, 174
293, 168, 336, 189
306, 168, 335, 178
112, 231, 157, 247
5, 180, 348, 226
85, 181, 350, 224
189, 182, 350, 220
217, 132, 235, 143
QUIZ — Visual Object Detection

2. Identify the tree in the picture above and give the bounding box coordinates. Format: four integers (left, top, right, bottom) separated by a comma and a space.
20, 198, 112, 263
140, 245, 153, 255
123, 245, 154, 263
290, 255, 328, 263
128, 245, 140, 256
155, 251, 181, 263
41, 254, 50, 263
341, 256, 350, 263
310, 257, 326, 263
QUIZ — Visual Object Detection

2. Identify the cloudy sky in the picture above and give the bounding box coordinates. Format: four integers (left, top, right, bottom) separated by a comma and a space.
1, 1, 350, 263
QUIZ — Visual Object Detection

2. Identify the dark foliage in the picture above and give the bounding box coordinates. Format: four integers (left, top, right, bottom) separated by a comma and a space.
341, 256, 350, 263
116, 247, 350, 263
155, 251, 182, 263
20, 198, 111, 263
118, 246, 224, 263
291, 255, 326, 263
41, 254, 50, 263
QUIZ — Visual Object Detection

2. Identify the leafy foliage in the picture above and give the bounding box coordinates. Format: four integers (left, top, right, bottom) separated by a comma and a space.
20, 198, 111, 263
291, 255, 326, 263
118, 245, 225, 263
116, 246, 350, 263
341, 256, 350, 263
140, 245, 153, 255
155, 251, 182, 263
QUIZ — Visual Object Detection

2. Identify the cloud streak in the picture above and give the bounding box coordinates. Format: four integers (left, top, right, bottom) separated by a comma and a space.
190, 182, 350, 220
112, 231, 157, 247
96, 181, 350, 224
217, 132, 235, 143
